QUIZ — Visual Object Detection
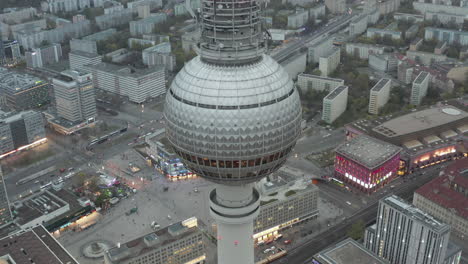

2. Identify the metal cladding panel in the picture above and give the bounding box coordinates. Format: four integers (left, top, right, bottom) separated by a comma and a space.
164, 55, 302, 185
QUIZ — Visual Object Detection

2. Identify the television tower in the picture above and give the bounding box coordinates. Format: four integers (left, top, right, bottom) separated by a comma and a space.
163, 0, 302, 262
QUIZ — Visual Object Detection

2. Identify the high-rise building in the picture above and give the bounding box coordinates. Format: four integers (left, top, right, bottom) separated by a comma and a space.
364, 195, 455, 264
104, 217, 206, 264
319, 47, 341, 77
296, 73, 344, 93
87, 63, 165, 103
325, 0, 346, 13
25, 43, 62, 68
307, 37, 334, 63
130, 14, 168, 36
368, 78, 391, 115
0, 110, 46, 158
0, 70, 50, 111
162, 0, 302, 262
69, 50, 102, 71
334, 135, 401, 192
410, 71, 430, 106
142, 42, 176, 71
313, 238, 389, 264
322, 85, 348, 124
50, 70, 96, 134
0, 166, 12, 227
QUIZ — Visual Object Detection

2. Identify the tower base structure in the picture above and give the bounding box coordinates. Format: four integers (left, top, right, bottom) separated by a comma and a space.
209, 183, 260, 264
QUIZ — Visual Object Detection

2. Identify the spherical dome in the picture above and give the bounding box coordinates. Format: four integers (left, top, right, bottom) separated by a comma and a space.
164, 55, 302, 184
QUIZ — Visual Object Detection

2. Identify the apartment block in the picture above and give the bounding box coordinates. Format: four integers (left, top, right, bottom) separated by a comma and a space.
142, 43, 176, 71
287, 9, 309, 29
319, 47, 340, 77
127, 0, 163, 9
406, 50, 447, 66
70, 38, 97, 54
367, 28, 402, 40
325, 0, 346, 14
42, 0, 91, 13
345, 43, 385, 59
130, 14, 168, 36
368, 78, 391, 115
424, 27, 468, 46
296, 73, 344, 93
308, 36, 334, 63
425, 12, 465, 27
410, 71, 430, 105
88, 63, 166, 103
25, 43, 62, 68
69, 50, 102, 72
95, 9, 134, 30
322, 85, 348, 124
349, 14, 368, 37
369, 53, 397, 72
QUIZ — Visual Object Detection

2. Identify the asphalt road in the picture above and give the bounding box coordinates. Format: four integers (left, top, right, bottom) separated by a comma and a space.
276, 164, 444, 263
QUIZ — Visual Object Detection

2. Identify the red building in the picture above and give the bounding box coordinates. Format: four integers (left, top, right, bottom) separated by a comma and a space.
334, 135, 402, 193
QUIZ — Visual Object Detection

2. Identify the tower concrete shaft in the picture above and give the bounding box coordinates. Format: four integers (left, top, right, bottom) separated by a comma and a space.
210, 184, 260, 264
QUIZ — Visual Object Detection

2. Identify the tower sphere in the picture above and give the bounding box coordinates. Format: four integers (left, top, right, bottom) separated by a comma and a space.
164, 54, 302, 185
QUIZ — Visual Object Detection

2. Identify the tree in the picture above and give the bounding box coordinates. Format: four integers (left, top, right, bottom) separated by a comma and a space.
311, 69, 322, 76
347, 220, 365, 240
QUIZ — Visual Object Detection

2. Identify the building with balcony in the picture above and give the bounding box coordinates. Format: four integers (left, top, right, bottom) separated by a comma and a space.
368, 78, 391, 115
296, 73, 344, 93
322, 85, 348, 124
410, 71, 430, 106
319, 47, 340, 77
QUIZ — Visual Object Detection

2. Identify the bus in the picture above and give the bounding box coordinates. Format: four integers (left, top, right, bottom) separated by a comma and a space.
330, 178, 344, 187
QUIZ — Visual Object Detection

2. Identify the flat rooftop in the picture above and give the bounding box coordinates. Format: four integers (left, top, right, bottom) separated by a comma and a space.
0, 225, 78, 264
336, 135, 401, 169
414, 71, 429, 85
325, 86, 347, 100
298, 73, 344, 83
371, 78, 390, 92
105, 217, 201, 263
314, 238, 389, 264
383, 195, 450, 232
87, 62, 163, 78
372, 106, 468, 138
14, 190, 68, 225
69, 49, 101, 58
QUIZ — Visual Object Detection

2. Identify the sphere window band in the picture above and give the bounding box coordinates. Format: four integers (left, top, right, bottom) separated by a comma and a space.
172, 145, 293, 169
169, 88, 296, 110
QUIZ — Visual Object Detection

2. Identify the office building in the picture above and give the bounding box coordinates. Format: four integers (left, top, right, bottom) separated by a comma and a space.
104, 217, 206, 264
394, 12, 424, 23
425, 12, 465, 27
335, 135, 401, 193
0, 111, 46, 158
325, 0, 346, 13
42, 0, 91, 13
410, 71, 430, 106
142, 43, 176, 71
368, 78, 391, 115
414, 158, 468, 238
313, 238, 389, 264
406, 50, 447, 66
0, 70, 49, 111
17, 20, 91, 50
50, 70, 96, 134
307, 37, 334, 63
319, 47, 340, 77
88, 63, 166, 103
369, 54, 397, 72
287, 8, 309, 29
95, 9, 134, 30
296, 73, 344, 93
69, 50, 102, 71
0, 225, 78, 263
367, 28, 402, 40
364, 195, 454, 264
253, 172, 318, 242
82, 28, 117, 41
349, 14, 368, 37
0, 166, 12, 227
345, 43, 385, 59
130, 14, 168, 36
25, 43, 62, 68
322, 85, 348, 124
424, 27, 468, 46
127, 0, 163, 9
70, 38, 97, 54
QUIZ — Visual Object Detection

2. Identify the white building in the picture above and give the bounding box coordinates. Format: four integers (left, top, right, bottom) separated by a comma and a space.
95, 9, 134, 30
369, 53, 397, 72
103, 0, 124, 14
25, 43, 62, 68
69, 50, 102, 71
325, 0, 346, 14
413, 2, 468, 16
319, 47, 340, 77
367, 27, 402, 40
349, 14, 368, 37
345, 43, 385, 59
287, 9, 309, 29
142, 42, 175, 71
425, 12, 465, 28
296, 73, 344, 93
307, 36, 334, 63
87, 63, 166, 103
127, 0, 163, 9
322, 85, 348, 124
70, 38, 97, 54
308, 4, 326, 21
406, 50, 447, 66
368, 78, 391, 115
42, 0, 91, 13
130, 14, 168, 36
424, 27, 468, 46
410, 71, 430, 106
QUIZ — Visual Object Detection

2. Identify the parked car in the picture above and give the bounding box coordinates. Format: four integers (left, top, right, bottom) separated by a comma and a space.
284, 240, 292, 245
